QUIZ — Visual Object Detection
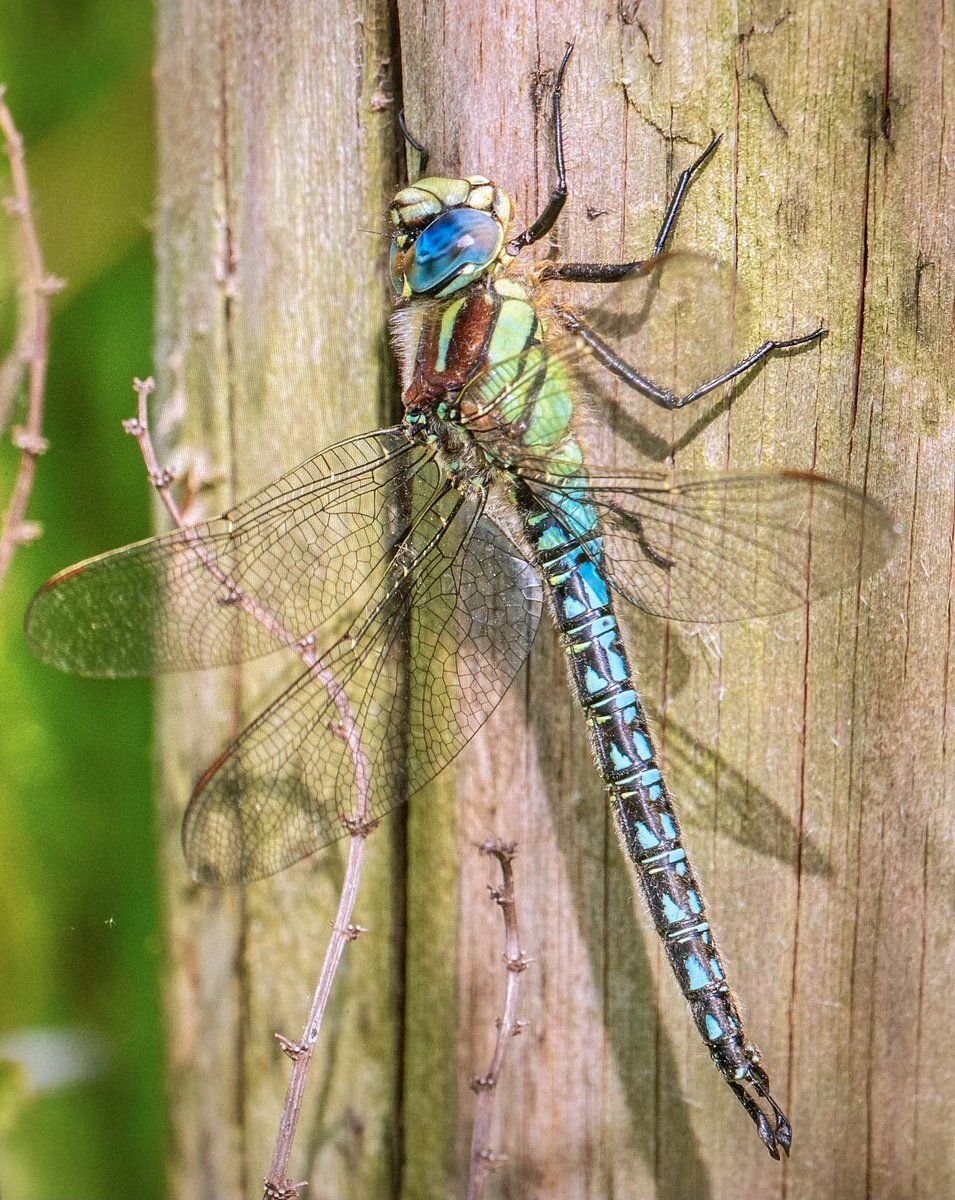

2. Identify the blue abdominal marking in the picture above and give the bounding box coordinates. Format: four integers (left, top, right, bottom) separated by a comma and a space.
516, 479, 805, 1152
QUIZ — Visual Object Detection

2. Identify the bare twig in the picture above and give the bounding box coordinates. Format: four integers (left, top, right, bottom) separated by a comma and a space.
125, 379, 374, 1198
0, 88, 65, 587
467, 840, 531, 1200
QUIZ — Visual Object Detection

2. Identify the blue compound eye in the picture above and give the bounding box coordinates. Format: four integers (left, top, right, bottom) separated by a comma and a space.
403, 208, 502, 296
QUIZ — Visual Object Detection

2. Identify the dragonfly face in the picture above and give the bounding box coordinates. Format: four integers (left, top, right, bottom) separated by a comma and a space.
389, 175, 513, 298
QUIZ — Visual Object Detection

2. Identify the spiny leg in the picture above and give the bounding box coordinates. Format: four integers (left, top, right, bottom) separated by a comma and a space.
651, 134, 722, 257
398, 110, 430, 179
538, 134, 723, 285
556, 304, 827, 410
506, 42, 575, 255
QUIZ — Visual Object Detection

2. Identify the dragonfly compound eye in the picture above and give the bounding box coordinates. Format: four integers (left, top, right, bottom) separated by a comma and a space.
394, 207, 503, 298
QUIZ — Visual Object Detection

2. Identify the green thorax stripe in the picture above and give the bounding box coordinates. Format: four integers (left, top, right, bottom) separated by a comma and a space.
421, 278, 578, 460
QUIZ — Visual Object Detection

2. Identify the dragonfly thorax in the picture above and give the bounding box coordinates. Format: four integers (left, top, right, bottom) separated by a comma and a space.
389, 175, 514, 299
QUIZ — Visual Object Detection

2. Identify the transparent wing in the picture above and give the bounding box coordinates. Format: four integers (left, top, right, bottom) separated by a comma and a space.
523, 465, 895, 621
182, 497, 543, 884
25, 428, 438, 676
455, 253, 772, 466
453, 260, 896, 621
578, 250, 754, 397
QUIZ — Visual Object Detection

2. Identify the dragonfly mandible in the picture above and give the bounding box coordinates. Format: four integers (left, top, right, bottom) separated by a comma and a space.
26, 46, 894, 1159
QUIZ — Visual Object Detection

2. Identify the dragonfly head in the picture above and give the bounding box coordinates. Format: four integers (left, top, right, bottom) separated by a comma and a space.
389, 176, 513, 299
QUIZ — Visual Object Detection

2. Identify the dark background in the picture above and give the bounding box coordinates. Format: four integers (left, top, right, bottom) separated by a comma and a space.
0, 4, 164, 1198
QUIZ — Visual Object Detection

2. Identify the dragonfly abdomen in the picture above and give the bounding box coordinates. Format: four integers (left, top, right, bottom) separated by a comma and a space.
518, 481, 793, 1158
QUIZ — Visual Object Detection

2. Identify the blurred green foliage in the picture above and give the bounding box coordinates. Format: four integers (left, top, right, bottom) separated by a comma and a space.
0, 4, 163, 1198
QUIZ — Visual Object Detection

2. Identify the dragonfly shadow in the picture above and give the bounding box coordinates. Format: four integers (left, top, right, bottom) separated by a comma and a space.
620, 610, 830, 878
597, 349, 783, 468
651, 702, 830, 879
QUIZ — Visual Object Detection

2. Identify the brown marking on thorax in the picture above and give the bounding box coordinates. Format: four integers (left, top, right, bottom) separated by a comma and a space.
403, 287, 498, 412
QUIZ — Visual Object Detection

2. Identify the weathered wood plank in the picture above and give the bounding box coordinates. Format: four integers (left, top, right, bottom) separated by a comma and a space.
155, 3, 401, 1197
156, 2, 954, 1198
396, 4, 955, 1199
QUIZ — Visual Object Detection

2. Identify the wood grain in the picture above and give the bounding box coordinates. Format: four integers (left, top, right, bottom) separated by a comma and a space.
155, 3, 401, 1197
156, 2, 955, 1197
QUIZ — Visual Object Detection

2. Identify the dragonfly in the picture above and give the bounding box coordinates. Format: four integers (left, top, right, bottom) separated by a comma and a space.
26, 48, 894, 1159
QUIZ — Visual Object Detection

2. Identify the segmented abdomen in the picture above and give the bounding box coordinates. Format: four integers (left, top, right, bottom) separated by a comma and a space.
518, 481, 763, 1086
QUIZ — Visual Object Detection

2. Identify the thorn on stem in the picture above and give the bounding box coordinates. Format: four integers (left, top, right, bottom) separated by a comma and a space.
478, 838, 518, 861
274, 1033, 307, 1061
11, 427, 48, 455
38, 274, 66, 296
262, 1179, 309, 1199
14, 519, 42, 544
488, 883, 515, 908
342, 814, 380, 839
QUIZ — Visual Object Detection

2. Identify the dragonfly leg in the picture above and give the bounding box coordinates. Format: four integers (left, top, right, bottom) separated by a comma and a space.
541, 258, 653, 283
651, 133, 722, 257
506, 43, 574, 254
398, 110, 430, 179
537, 135, 722, 284
555, 304, 827, 410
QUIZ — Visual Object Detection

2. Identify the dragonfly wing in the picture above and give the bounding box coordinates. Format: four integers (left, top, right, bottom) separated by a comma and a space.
25, 428, 438, 676
458, 251, 756, 442
449, 270, 894, 623
527, 467, 896, 622
181, 497, 543, 884
576, 251, 752, 397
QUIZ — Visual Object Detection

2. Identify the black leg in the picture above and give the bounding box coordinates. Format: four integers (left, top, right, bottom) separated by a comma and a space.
398, 110, 430, 180
540, 259, 653, 284
651, 134, 721, 256
556, 304, 827, 410
506, 43, 575, 255
537, 134, 723, 285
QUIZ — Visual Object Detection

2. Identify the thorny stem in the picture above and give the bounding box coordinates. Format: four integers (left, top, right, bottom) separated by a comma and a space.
262, 837, 371, 1200
467, 840, 530, 1200
0, 89, 65, 587
126, 379, 374, 1199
